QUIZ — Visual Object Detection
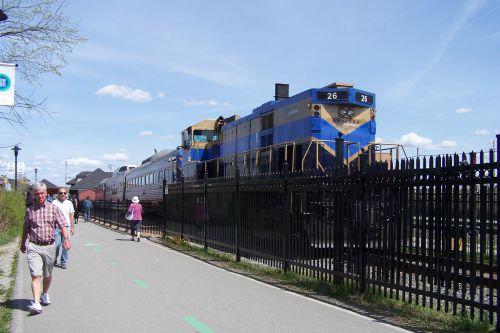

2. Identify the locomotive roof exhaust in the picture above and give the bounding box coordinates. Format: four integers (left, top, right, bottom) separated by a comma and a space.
274, 83, 289, 101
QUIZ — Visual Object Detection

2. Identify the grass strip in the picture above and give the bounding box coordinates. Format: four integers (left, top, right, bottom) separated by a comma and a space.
160, 234, 492, 333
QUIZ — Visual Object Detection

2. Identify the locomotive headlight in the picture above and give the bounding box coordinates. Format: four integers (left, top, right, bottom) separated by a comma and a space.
347, 109, 354, 117
312, 104, 321, 117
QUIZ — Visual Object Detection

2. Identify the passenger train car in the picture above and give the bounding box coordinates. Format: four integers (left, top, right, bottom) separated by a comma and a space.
103, 165, 136, 202
102, 82, 377, 201
124, 149, 180, 202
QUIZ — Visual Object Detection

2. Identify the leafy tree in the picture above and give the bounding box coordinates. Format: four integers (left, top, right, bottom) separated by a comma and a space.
0, 0, 86, 124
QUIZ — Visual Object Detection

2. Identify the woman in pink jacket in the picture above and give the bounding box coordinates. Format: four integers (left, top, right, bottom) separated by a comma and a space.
128, 196, 143, 242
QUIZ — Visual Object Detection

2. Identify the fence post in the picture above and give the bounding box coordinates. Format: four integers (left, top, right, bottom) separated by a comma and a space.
359, 173, 368, 293
181, 176, 185, 239
162, 177, 167, 238
496, 134, 500, 332
203, 170, 208, 251
282, 162, 291, 272
235, 166, 241, 262
335, 137, 345, 173
334, 138, 345, 283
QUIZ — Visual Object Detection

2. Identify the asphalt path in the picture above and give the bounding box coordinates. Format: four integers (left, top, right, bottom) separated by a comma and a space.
11, 222, 410, 333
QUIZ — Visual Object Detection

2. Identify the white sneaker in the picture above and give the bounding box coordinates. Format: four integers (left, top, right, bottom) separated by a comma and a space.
28, 301, 42, 314
40, 293, 51, 305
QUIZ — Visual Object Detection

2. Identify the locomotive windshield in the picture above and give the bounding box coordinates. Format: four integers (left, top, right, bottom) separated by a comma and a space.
193, 129, 217, 142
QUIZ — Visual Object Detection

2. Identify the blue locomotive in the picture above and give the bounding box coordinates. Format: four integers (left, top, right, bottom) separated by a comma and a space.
181, 82, 376, 179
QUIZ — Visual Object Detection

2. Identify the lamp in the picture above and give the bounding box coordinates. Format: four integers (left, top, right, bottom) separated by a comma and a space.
11, 145, 21, 191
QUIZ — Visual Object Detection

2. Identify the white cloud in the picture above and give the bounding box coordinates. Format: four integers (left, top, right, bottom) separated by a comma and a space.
67, 157, 102, 167
183, 99, 229, 107
375, 137, 383, 143
474, 129, 490, 136
438, 140, 457, 149
32, 155, 53, 165
398, 133, 458, 151
140, 130, 153, 136
399, 132, 433, 147
95, 84, 152, 103
456, 107, 473, 114
101, 153, 128, 161
157, 91, 165, 98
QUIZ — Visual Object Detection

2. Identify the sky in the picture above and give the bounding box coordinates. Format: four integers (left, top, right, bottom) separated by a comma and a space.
1, 0, 500, 186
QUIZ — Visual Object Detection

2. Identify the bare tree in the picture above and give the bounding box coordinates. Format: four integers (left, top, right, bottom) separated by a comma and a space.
0, 0, 86, 124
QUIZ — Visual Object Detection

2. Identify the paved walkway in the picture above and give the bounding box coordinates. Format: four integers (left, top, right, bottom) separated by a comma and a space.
10, 222, 410, 333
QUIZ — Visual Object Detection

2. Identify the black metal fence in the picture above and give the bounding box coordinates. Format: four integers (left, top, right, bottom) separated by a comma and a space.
92, 137, 500, 327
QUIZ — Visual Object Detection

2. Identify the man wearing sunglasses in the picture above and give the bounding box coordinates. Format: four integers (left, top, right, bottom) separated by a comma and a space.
52, 187, 75, 269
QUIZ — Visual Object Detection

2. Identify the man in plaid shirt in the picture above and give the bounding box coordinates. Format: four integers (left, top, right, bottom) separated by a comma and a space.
20, 182, 72, 314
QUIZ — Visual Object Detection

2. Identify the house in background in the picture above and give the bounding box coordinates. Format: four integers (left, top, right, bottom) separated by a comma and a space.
39, 179, 59, 196
69, 168, 112, 201
66, 171, 92, 188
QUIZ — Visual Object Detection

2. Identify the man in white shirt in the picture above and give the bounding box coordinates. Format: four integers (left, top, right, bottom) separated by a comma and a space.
52, 187, 75, 269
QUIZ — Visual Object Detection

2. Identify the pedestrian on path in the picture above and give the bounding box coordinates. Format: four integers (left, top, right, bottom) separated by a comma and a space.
83, 196, 93, 222
20, 182, 71, 314
128, 196, 143, 242
52, 187, 75, 269
70, 194, 79, 224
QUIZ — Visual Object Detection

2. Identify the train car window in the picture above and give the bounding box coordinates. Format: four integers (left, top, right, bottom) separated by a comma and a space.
118, 166, 127, 172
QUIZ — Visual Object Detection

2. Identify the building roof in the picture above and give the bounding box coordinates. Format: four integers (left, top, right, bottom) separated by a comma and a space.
70, 168, 112, 191
40, 179, 59, 189
66, 171, 92, 186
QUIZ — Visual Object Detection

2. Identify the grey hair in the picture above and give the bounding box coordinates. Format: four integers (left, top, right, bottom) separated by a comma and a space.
33, 182, 47, 192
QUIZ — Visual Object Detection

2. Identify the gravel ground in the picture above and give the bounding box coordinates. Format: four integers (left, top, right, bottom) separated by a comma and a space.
0, 238, 19, 302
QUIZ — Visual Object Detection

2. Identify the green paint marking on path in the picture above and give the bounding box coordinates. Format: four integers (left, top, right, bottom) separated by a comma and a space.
110, 260, 118, 267
133, 279, 149, 289
93, 247, 100, 252
183, 316, 215, 333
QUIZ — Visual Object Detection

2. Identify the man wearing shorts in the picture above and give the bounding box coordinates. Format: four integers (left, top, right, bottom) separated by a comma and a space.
20, 182, 71, 314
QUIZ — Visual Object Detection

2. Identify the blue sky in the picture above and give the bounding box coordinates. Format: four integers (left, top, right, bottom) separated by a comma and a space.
1, 0, 499, 186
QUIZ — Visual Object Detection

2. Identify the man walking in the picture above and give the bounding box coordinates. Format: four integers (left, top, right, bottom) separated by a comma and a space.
52, 187, 75, 269
20, 182, 71, 314
83, 196, 93, 222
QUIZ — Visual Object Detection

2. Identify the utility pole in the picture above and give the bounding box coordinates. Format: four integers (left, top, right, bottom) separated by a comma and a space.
34, 168, 38, 183
65, 161, 68, 184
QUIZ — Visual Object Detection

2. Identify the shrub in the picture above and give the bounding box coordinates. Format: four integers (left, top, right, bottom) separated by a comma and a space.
0, 191, 25, 245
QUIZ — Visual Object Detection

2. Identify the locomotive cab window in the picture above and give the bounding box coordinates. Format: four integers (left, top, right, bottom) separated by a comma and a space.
193, 129, 218, 143
182, 130, 191, 148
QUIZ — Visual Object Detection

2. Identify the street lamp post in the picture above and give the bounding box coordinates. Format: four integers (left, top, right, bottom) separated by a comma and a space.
11, 145, 21, 191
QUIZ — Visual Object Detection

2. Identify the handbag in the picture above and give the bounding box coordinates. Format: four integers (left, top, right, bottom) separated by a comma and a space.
125, 207, 134, 220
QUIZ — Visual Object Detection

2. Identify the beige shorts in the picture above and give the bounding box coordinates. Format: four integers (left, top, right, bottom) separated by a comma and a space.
27, 242, 56, 277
